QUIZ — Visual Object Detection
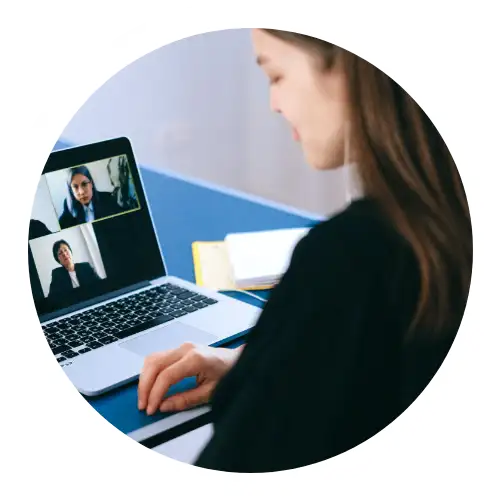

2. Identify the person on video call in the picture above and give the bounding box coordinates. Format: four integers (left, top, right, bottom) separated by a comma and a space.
107, 156, 138, 211
48, 240, 101, 298
58, 165, 121, 229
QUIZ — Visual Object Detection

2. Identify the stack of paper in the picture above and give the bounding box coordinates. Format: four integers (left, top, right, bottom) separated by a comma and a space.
225, 227, 309, 288
192, 227, 310, 291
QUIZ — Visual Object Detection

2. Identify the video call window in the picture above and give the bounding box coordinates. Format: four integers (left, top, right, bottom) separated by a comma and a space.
29, 224, 108, 300
30, 154, 140, 235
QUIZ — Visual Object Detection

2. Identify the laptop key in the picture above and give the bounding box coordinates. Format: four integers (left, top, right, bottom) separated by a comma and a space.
69, 341, 83, 348
78, 348, 92, 354
100, 336, 118, 345
88, 341, 104, 349
56, 357, 66, 363
62, 350, 79, 359
171, 310, 188, 318
183, 306, 198, 313
159, 307, 176, 315
191, 294, 207, 302
203, 298, 218, 305
52, 344, 72, 355
191, 302, 207, 310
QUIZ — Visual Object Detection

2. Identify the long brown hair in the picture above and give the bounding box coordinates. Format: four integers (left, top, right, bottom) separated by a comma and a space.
265, 29, 472, 339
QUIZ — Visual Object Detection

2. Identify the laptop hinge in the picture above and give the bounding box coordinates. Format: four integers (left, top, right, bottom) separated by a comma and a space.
39, 281, 152, 323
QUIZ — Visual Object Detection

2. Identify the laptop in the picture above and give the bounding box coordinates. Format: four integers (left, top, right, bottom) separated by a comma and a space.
28, 137, 261, 396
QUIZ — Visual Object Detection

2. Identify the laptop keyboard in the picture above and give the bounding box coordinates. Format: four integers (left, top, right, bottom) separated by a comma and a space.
42, 283, 218, 363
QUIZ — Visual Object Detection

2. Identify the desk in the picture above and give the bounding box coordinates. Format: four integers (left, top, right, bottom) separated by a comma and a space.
52, 140, 318, 436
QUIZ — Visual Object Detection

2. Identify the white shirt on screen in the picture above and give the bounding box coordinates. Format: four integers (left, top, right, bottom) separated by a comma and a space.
84, 202, 95, 222
68, 270, 80, 288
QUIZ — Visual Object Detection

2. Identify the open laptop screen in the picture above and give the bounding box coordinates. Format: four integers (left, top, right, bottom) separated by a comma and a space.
28, 138, 166, 319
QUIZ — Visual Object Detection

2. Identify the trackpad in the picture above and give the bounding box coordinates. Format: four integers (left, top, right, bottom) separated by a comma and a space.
119, 322, 217, 357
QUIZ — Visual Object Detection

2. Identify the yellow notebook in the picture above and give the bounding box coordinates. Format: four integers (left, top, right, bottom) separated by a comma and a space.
192, 241, 270, 292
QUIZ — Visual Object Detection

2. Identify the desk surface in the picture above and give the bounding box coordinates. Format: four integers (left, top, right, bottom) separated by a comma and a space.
52, 140, 317, 434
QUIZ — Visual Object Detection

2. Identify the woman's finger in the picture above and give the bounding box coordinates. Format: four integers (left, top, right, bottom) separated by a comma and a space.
146, 352, 200, 415
159, 383, 213, 413
137, 349, 182, 410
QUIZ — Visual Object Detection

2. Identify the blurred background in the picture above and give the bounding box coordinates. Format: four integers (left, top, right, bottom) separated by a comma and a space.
59, 28, 352, 218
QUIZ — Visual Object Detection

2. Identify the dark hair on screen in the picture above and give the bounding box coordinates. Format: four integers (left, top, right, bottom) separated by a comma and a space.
52, 240, 72, 264
264, 30, 472, 341
65, 165, 100, 218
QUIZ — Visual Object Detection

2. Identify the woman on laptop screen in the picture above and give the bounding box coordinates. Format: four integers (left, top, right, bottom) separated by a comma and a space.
137, 29, 472, 472
48, 240, 101, 299
59, 166, 121, 229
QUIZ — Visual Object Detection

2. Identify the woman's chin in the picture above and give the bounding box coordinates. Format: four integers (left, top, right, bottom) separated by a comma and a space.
306, 155, 332, 171
306, 152, 346, 171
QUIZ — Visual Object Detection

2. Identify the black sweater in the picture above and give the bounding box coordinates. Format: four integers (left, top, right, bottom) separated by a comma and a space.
194, 198, 459, 472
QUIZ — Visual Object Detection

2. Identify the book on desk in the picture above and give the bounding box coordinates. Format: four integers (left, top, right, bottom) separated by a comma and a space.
192, 227, 310, 291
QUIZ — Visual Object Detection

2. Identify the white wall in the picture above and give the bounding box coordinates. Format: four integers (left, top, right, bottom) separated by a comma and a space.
31, 177, 60, 233
60, 29, 350, 217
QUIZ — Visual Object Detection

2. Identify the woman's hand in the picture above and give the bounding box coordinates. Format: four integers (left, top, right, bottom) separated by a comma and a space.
137, 342, 243, 415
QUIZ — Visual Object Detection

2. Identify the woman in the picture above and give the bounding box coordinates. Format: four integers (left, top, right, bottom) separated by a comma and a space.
138, 29, 472, 472
59, 165, 121, 229
48, 240, 101, 299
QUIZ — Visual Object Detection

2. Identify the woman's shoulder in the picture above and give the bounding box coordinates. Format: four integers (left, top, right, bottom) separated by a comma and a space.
97, 190, 121, 211
59, 200, 76, 224
75, 262, 91, 270
295, 197, 407, 265
96, 190, 114, 205
98, 190, 114, 200
51, 266, 64, 278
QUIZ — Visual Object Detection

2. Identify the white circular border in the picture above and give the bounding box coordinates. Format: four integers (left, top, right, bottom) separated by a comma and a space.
5, 0, 498, 499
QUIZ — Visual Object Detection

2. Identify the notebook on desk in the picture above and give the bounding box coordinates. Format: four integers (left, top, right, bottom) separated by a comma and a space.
192, 227, 310, 291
